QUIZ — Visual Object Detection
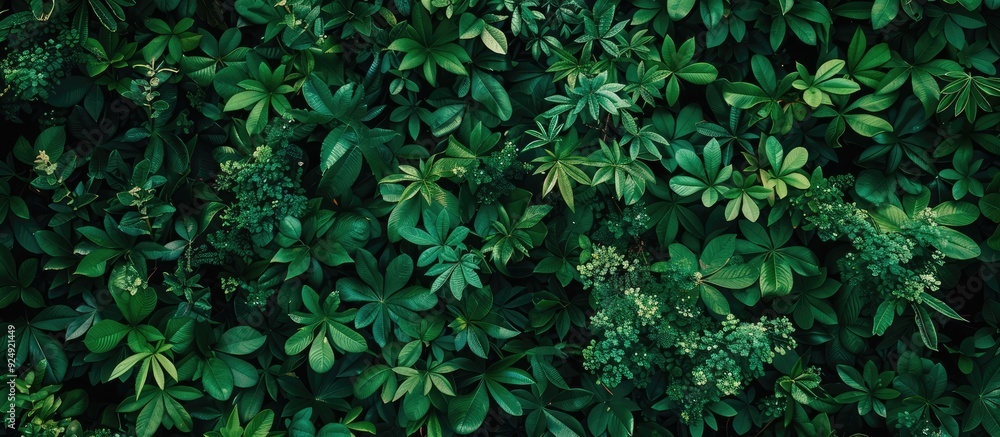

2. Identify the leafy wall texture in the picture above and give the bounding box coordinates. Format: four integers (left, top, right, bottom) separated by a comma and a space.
1, 0, 1000, 435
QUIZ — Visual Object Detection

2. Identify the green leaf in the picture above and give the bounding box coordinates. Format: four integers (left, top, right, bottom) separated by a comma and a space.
135, 397, 164, 437
216, 327, 266, 355
481, 26, 508, 54
486, 380, 522, 415
223, 90, 267, 112
932, 201, 980, 226
245, 410, 275, 437
700, 234, 735, 270
302, 74, 338, 116
472, 71, 513, 120
873, 300, 896, 335
723, 82, 770, 108
449, 385, 489, 434
31, 305, 78, 330
279, 216, 302, 239
700, 285, 731, 315
110, 352, 150, 381
517, 205, 553, 229
705, 263, 759, 289
355, 364, 393, 398
123, 287, 158, 325
326, 321, 367, 353
760, 256, 794, 296
84, 320, 130, 353
980, 193, 1000, 222
319, 126, 364, 198
817, 78, 860, 95
844, 114, 893, 137
676, 63, 718, 85
667, 0, 696, 19
914, 306, 939, 350
933, 227, 981, 260
764, 136, 784, 169
872, 0, 899, 29
309, 335, 335, 373
203, 357, 235, 401
546, 410, 586, 437
285, 328, 314, 356
88, 0, 119, 31
779, 0, 794, 14
922, 294, 966, 321
75, 248, 121, 277
459, 15, 485, 39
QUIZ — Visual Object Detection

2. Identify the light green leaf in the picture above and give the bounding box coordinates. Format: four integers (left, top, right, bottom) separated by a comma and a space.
326, 321, 367, 353
309, 335, 335, 373
481, 26, 508, 54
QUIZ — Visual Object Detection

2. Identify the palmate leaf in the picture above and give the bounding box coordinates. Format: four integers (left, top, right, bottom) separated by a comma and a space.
533, 140, 591, 211
543, 71, 632, 126
624, 61, 671, 106
669, 139, 732, 206
341, 280, 436, 347
482, 204, 552, 269
515, 386, 590, 437
759, 136, 810, 198
738, 219, 819, 292
117, 384, 200, 437
620, 111, 669, 160
956, 357, 1000, 435
109, 340, 178, 399
387, 6, 470, 86
220, 63, 294, 134
658, 35, 719, 104
380, 156, 456, 212
399, 209, 470, 266
587, 140, 656, 205
724, 172, 771, 221
780, 270, 840, 330
427, 253, 483, 300
937, 71, 1000, 122
285, 286, 367, 372
340, 250, 436, 346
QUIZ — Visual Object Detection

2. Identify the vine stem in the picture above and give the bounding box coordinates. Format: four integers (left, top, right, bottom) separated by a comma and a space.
751, 418, 776, 437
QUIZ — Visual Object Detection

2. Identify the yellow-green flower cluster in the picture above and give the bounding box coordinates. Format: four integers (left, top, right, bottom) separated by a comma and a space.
666, 315, 796, 421
209, 125, 308, 259
577, 245, 637, 288
469, 141, 531, 205
580, 244, 796, 422
33, 150, 57, 176
797, 175, 948, 304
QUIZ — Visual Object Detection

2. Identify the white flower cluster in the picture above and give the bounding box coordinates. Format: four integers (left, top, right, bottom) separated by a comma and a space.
624, 286, 660, 325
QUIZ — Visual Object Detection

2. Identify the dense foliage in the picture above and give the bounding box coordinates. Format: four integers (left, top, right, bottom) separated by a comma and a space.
2, 0, 1000, 435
